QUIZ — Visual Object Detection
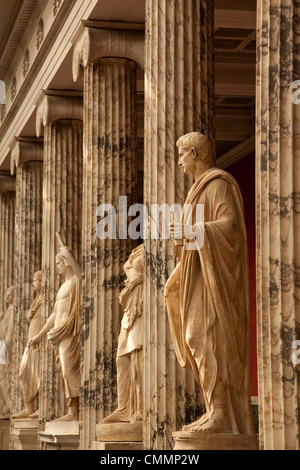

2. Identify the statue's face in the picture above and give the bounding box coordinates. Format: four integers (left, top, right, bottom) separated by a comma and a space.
6, 291, 13, 305
56, 256, 67, 275
33, 274, 42, 293
178, 146, 195, 175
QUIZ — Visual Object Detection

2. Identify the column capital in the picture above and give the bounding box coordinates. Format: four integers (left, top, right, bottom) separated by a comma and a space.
10, 140, 44, 175
0, 174, 16, 193
72, 27, 144, 83
36, 94, 83, 137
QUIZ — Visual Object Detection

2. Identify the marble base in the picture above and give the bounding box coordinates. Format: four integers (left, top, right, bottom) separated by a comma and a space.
39, 421, 79, 450
92, 441, 144, 451
173, 431, 259, 451
10, 418, 39, 450
0, 420, 10, 450
96, 422, 143, 442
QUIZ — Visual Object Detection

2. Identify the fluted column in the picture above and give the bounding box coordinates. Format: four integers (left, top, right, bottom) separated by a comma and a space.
9, 140, 43, 414
143, 0, 215, 449
36, 94, 83, 425
0, 176, 16, 314
73, 30, 141, 448
256, 1, 300, 450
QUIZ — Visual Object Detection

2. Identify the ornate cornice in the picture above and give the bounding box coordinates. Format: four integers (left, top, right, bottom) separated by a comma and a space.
72, 27, 145, 82
36, 93, 83, 137
10, 140, 44, 175
0, 175, 16, 193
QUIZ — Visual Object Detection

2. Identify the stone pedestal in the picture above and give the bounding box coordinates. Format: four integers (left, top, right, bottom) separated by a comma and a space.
143, 0, 214, 450
10, 418, 39, 450
172, 431, 258, 451
94, 422, 143, 451
39, 421, 79, 450
0, 420, 10, 450
92, 441, 144, 451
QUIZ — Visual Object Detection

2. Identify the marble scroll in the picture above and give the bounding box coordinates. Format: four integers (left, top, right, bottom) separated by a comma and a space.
143, 0, 214, 449
256, 1, 300, 450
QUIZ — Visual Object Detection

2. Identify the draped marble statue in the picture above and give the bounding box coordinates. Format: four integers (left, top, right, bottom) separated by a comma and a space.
100, 244, 144, 425
29, 245, 81, 422
0, 286, 15, 418
12, 271, 43, 419
165, 132, 255, 437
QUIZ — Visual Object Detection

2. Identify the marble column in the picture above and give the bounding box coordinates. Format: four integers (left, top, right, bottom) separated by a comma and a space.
36, 94, 83, 424
0, 176, 16, 315
143, 0, 214, 449
9, 140, 43, 414
256, 1, 300, 450
73, 30, 141, 449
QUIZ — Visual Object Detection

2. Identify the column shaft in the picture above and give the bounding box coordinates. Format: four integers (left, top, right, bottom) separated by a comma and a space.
40, 119, 83, 423
11, 161, 43, 413
256, 0, 300, 450
80, 58, 138, 449
0, 192, 15, 314
144, 0, 214, 449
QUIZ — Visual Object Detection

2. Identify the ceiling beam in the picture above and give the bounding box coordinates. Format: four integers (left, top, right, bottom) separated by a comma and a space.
215, 9, 256, 30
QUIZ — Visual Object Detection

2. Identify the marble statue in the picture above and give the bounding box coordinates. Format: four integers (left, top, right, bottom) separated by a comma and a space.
28, 244, 81, 422
12, 271, 43, 419
165, 132, 255, 436
100, 243, 144, 424
0, 286, 15, 418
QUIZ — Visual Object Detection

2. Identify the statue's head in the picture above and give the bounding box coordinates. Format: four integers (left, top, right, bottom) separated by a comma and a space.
33, 270, 42, 293
55, 253, 68, 275
176, 132, 213, 167
6, 286, 15, 305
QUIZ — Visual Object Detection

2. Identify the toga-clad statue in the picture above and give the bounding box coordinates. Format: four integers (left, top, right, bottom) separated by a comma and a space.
12, 271, 43, 419
0, 286, 15, 418
100, 243, 144, 425
29, 245, 81, 422
165, 132, 255, 436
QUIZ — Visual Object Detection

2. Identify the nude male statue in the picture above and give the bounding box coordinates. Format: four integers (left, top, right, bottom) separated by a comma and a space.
165, 131, 255, 436
29, 245, 81, 422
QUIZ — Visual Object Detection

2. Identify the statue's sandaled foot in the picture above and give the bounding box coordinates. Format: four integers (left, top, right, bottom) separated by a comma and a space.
100, 411, 130, 425
188, 413, 231, 434
53, 413, 78, 422
130, 412, 142, 423
182, 412, 211, 431
28, 410, 39, 419
11, 409, 32, 419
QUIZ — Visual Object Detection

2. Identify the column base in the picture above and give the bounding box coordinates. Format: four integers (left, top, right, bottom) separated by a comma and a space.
96, 422, 143, 443
39, 420, 79, 450
0, 419, 10, 450
173, 430, 259, 451
10, 418, 39, 450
